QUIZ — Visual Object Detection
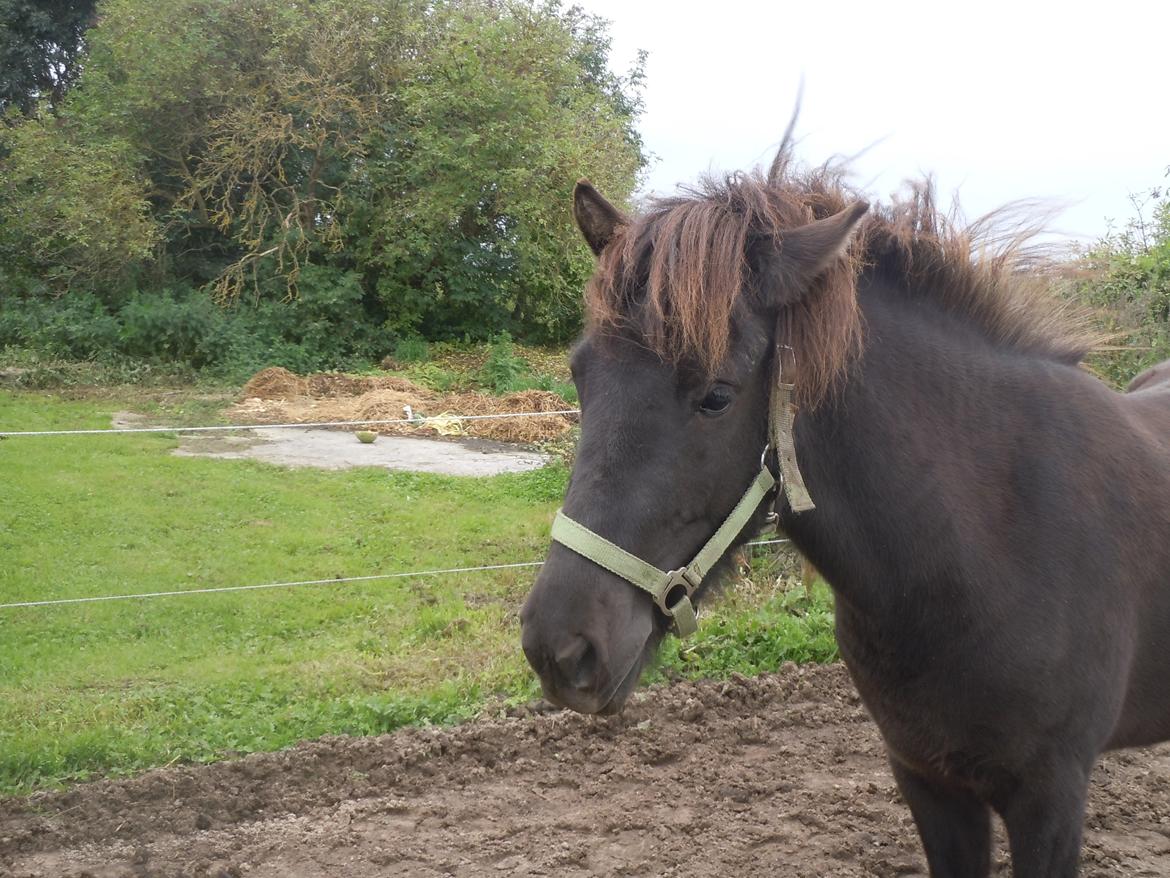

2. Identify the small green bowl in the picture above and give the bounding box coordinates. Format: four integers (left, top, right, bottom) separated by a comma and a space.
355, 430, 378, 444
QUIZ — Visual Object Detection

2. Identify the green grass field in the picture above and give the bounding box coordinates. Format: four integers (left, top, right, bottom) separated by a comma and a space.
0, 386, 835, 795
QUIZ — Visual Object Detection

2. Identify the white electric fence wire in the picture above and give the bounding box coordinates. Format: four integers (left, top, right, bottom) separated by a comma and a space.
0, 409, 581, 438
0, 561, 547, 609
0, 539, 790, 610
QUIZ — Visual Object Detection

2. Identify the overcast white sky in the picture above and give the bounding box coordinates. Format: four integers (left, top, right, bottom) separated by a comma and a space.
575, 0, 1168, 244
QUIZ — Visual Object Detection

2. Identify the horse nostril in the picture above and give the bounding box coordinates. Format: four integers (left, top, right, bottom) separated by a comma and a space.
554, 635, 599, 692
521, 625, 548, 677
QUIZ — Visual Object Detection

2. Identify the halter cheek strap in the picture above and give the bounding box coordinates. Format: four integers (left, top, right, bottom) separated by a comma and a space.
550, 465, 777, 637
548, 342, 816, 638
772, 345, 815, 513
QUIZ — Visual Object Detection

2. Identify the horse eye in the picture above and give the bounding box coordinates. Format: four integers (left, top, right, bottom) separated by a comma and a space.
699, 384, 734, 416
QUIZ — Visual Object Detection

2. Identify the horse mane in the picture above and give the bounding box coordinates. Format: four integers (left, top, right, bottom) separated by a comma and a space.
585, 149, 1101, 407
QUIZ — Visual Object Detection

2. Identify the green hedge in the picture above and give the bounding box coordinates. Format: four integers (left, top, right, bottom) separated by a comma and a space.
0, 266, 387, 380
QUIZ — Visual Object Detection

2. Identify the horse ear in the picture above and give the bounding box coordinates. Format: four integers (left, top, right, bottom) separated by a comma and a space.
573, 179, 627, 256
756, 201, 869, 304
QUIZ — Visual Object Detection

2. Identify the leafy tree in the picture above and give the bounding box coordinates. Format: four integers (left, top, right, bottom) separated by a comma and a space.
0, 0, 645, 352
0, 117, 156, 290
352, 1, 645, 340
180, 0, 428, 301
0, 0, 96, 117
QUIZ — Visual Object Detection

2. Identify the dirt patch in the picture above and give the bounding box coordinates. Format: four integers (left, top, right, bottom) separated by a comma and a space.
232, 368, 575, 444
3, 664, 1168, 877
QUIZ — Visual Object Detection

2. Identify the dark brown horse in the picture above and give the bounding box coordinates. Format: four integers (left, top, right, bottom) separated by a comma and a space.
520, 149, 1170, 876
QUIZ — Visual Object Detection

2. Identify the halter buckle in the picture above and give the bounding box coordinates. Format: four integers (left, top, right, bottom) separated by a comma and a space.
658, 566, 702, 617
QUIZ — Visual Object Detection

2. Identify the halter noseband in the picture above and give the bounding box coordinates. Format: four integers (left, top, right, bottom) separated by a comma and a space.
549, 344, 814, 637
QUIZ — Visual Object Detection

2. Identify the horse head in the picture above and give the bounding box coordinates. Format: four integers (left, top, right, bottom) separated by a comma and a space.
520, 176, 866, 713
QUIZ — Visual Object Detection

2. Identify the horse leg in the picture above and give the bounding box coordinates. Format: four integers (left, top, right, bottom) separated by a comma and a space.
889, 758, 991, 878
998, 765, 1090, 878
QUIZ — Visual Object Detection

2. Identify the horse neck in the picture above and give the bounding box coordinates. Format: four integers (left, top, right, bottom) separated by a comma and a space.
779, 273, 1095, 618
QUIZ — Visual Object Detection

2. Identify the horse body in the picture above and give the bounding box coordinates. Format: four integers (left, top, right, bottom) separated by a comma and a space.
1127, 358, 1170, 393
1110, 360, 1170, 748
795, 279, 1170, 753
782, 275, 1170, 871
520, 158, 1170, 875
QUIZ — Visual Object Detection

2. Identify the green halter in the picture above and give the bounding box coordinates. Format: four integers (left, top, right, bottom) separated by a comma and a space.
550, 350, 815, 637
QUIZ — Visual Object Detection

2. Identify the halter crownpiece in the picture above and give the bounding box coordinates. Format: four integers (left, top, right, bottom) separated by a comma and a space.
549, 342, 815, 637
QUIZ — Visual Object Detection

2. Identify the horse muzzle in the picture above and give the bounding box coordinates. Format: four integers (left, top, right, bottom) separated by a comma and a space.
519, 554, 657, 714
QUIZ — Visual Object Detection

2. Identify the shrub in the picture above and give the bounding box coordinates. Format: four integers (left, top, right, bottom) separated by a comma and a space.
208, 266, 389, 379
478, 332, 528, 393
1075, 193, 1170, 387
0, 266, 391, 379
0, 292, 121, 360
117, 289, 225, 368
393, 335, 430, 364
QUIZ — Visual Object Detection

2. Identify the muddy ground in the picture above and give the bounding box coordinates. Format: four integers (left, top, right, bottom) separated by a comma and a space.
3, 664, 1169, 877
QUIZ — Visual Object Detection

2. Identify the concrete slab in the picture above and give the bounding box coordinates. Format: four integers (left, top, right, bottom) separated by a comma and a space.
171, 427, 550, 476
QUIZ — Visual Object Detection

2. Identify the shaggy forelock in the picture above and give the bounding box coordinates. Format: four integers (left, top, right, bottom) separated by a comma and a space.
583, 150, 1101, 407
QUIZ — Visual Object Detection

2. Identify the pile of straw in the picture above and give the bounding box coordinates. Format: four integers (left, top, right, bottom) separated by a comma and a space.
231, 369, 575, 443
